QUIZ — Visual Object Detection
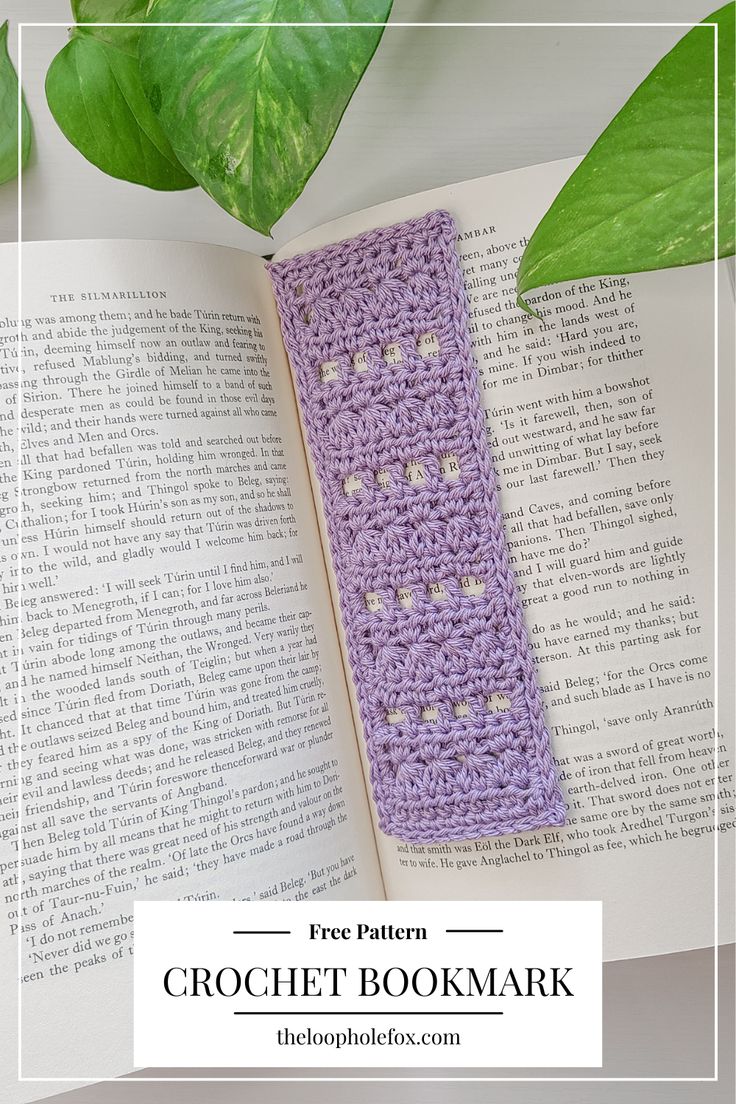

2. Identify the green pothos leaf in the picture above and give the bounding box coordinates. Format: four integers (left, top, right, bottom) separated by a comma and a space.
72, 0, 151, 53
45, 1, 195, 190
517, 3, 735, 314
0, 21, 32, 185
139, 0, 393, 234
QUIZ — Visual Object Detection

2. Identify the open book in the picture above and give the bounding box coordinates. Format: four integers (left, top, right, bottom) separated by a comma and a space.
1, 157, 733, 1092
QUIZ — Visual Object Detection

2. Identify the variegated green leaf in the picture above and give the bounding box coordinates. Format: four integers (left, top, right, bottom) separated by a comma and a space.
140, 0, 392, 233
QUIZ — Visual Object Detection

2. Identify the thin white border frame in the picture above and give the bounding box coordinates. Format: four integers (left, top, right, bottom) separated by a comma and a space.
12, 15, 719, 1086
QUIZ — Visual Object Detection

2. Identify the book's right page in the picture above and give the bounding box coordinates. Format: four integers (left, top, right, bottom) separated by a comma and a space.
274, 159, 734, 961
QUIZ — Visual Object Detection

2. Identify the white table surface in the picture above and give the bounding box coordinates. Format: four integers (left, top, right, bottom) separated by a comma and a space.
2, 2, 733, 1102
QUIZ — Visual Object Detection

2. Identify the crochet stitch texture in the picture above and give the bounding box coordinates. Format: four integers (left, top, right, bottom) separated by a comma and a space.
268, 210, 566, 844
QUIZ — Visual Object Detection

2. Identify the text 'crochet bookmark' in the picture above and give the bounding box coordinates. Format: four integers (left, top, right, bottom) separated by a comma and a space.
268, 210, 566, 844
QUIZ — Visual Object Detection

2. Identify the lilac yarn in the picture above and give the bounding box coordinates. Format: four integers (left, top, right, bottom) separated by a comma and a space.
268, 210, 566, 844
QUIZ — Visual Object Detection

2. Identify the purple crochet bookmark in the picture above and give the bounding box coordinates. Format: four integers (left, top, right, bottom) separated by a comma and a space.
268, 211, 566, 844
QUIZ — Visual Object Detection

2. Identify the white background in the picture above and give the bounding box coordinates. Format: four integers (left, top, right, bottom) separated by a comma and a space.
1, 2, 732, 1102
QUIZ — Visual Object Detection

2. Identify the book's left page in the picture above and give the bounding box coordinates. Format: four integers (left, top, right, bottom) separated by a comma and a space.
0, 239, 383, 1099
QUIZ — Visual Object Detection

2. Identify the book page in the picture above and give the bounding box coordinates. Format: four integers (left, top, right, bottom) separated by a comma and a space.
274, 159, 734, 961
0, 240, 383, 1090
